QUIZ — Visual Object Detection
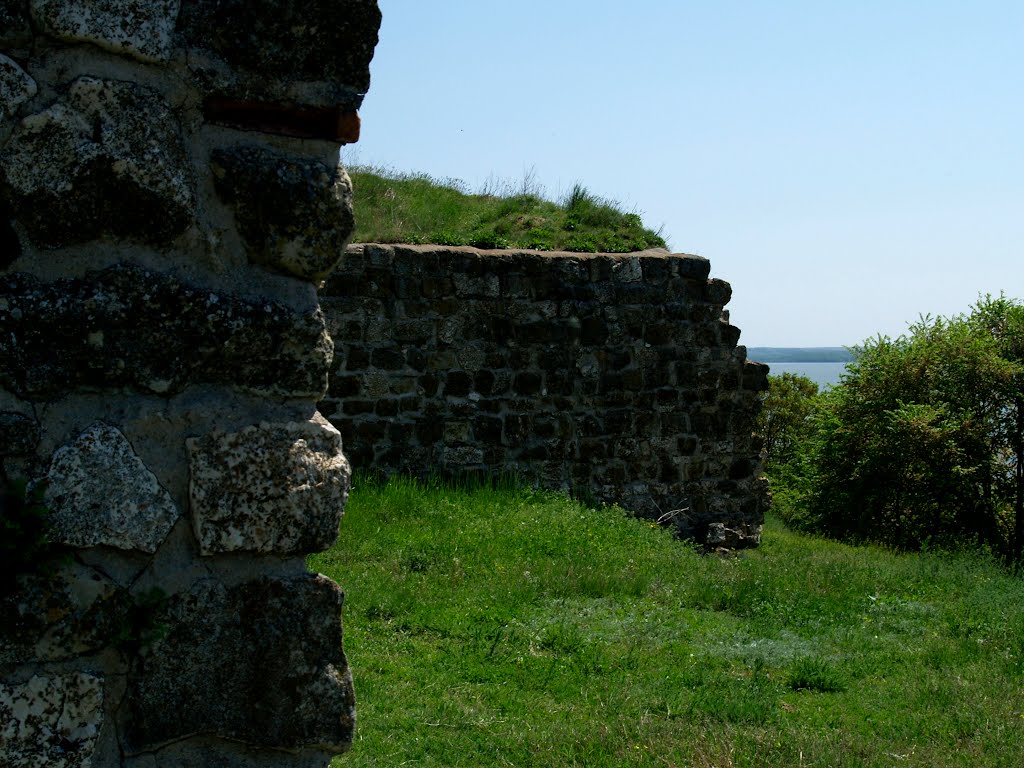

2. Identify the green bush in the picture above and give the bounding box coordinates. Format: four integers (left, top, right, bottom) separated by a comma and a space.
770, 296, 1024, 563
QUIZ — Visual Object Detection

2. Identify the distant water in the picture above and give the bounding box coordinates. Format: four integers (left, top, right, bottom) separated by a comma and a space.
761, 361, 849, 389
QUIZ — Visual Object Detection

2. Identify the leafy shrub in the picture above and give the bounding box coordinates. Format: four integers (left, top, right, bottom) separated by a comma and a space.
770, 296, 1024, 563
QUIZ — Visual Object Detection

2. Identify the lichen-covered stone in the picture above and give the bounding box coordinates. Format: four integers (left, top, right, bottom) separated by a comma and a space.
30, 0, 181, 63
0, 0, 32, 48
126, 574, 354, 754
0, 264, 333, 399
0, 561, 127, 665
0, 410, 38, 455
0, 672, 104, 768
211, 146, 353, 282
0, 77, 193, 248
44, 423, 179, 552
176, 0, 381, 109
0, 54, 36, 124
188, 414, 349, 555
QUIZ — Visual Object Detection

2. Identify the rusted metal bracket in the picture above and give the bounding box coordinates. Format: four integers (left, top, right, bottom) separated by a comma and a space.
203, 97, 361, 143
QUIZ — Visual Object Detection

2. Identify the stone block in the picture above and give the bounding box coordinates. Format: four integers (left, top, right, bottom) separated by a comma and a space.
0, 562, 126, 665
703, 278, 733, 306
176, 0, 382, 110
0, 410, 38, 455
125, 574, 354, 754
0, 54, 35, 124
45, 424, 179, 553
0, 0, 31, 47
188, 415, 349, 555
0, 78, 193, 248
0, 672, 104, 768
0, 264, 332, 399
30, 0, 181, 62
211, 146, 353, 282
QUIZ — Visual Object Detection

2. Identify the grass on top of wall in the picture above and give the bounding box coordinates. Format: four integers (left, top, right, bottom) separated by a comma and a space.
347, 165, 668, 253
309, 475, 1024, 768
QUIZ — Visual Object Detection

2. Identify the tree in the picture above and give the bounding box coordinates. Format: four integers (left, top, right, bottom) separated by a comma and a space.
970, 295, 1024, 564
758, 372, 820, 470
779, 299, 1024, 563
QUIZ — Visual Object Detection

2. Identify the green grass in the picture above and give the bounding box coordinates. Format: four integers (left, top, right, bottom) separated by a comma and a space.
310, 476, 1024, 767
348, 165, 668, 253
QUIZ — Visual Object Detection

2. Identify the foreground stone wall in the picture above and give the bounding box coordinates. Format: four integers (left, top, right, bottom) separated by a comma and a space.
320, 244, 769, 547
1, 2, 380, 766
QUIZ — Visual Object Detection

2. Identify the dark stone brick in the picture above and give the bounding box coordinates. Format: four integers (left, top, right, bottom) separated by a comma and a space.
729, 459, 754, 480
639, 257, 671, 283
398, 396, 422, 413
388, 422, 414, 444
0, 410, 38, 455
419, 374, 440, 397
539, 348, 572, 371
371, 347, 406, 371
0, 265, 330, 399
518, 444, 550, 461
211, 144, 351, 281
345, 347, 370, 371
416, 415, 444, 444
546, 370, 574, 396
376, 399, 399, 417
644, 324, 673, 346
513, 372, 543, 396
505, 415, 532, 443
516, 321, 551, 344
343, 400, 375, 416
473, 416, 503, 444
354, 420, 387, 441
580, 415, 603, 438
406, 348, 427, 372
474, 370, 497, 395
177, 0, 382, 110
578, 439, 607, 461
605, 409, 633, 434
126, 575, 354, 753
580, 317, 609, 346
743, 361, 770, 392
445, 371, 473, 398
621, 369, 644, 390
703, 279, 733, 306
505, 350, 530, 370
721, 323, 742, 347
330, 374, 361, 398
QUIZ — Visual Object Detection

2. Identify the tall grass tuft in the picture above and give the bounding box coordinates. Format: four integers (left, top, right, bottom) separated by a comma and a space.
347, 164, 669, 253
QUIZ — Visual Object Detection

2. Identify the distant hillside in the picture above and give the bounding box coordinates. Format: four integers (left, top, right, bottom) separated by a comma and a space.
747, 347, 855, 363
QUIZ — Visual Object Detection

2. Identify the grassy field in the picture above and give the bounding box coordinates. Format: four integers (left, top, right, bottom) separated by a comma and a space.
310, 476, 1024, 767
348, 165, 668, 253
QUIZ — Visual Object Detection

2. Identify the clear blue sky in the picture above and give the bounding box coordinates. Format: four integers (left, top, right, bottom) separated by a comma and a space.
345, 0, 1024, 347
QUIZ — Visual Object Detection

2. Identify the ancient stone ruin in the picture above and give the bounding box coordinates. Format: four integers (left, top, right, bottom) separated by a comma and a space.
1, 1, 771, 765
1, 1, 381, 766
319, 244, 768, 547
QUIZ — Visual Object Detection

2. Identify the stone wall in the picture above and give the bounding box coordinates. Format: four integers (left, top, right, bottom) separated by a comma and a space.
319, 244, 769, 548
1, 2, 380, 767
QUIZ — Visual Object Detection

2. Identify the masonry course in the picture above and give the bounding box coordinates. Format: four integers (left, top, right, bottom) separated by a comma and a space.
319, 243, 768, 548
